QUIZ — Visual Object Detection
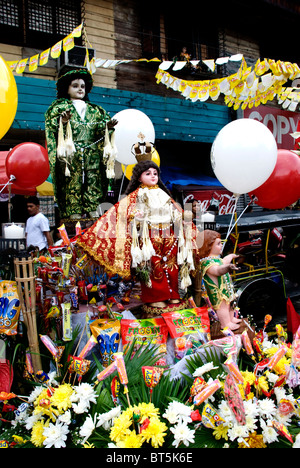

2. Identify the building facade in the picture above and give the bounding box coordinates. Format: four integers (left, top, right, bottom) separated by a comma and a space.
0, 0, 300, 194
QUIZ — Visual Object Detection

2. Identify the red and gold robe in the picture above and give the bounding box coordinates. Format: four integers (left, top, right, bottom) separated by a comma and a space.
77, 186, 201, 304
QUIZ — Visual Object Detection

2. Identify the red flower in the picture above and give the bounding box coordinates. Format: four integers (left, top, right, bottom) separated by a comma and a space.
2, 404, 16, 412
191, 410, 202, 422
0, 392, 16, 401
140, 418, 150, 432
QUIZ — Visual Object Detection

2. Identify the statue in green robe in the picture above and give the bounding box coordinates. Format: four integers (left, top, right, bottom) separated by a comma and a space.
45, 69, 117, 219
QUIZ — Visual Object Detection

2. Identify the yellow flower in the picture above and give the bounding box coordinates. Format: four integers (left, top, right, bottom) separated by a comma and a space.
110, 414, 132, 443
238, 431, 267, 448
241, 371, 256, 386
82, 442, 95, 448
31, 420, 47, 448
34, 404, 59, 422
246, 391, 255, 400
140, 416, 168, 448
256, 376, 269, 395
213, 424, 229, 441
137, 402, 159, 419
34, 388, 49, 407
273, 357, 290, 375
117, 430, 143, 448
110, 403, 165, 448
12, 435, 26, 445
50, 384, 73, 412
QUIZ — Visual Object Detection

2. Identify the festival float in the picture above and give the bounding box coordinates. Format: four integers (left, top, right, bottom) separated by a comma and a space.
1, 31, 300, 449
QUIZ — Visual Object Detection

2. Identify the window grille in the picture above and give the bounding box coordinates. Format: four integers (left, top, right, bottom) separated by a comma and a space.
0, 0, 81, 48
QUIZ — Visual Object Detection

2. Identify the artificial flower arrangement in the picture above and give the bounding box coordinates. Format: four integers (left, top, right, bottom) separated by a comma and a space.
1, 316, 300, 448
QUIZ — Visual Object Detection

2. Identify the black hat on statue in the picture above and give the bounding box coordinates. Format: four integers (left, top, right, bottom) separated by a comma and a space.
56, 68, 93, 100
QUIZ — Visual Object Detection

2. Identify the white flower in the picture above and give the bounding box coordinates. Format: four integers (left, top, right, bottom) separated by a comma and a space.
170, 422, 195, 448
71, 383, 97, 408
48, 371, 60, 386
73, 383, 97, 400
79, 415, 96, 443
43, 421, 69, 448
107, 442, 118, 448
163, 406, 180, 425
257, 398, 277, 419
25, 413, 41, 430
262, 338, 273, 350
72, 399, 90, 414
275, 411, 293, 426
243, 399, 259, 419
193, 362, 218, 377
245, 415, 257, 432
266, 371, 279, 385
218, 401, 234, 425
163, 401, 192, 424
260, 419, 278, 444
227, 424, 249, 443
97, 406, 122, 431
59, 410, 72, 425
274, 387, 289, 405
28, 386, 44, 404
293, 433, 300, 448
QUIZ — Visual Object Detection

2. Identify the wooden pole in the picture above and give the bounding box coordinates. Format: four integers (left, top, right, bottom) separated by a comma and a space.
14, 255, 42, 374
193, 269, 202, 307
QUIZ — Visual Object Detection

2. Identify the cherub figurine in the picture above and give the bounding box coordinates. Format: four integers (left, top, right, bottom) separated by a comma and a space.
199, 230, 241, 330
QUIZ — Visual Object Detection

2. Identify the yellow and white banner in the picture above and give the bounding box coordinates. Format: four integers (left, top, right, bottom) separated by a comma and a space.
5, 22, 300, 113
6, 23, 83, 74
155, 57, 300, 112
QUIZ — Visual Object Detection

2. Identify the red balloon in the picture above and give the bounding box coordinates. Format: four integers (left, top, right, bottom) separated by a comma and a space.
249, 149, 300, 209
5, 142, 50, 189
0, 151, 35, 195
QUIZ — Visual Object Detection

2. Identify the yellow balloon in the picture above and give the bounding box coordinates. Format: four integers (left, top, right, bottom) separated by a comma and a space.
122, 149, 160, 180
0, 56, 18, 140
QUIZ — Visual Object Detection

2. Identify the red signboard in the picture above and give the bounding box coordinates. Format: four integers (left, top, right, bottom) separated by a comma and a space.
243, 105, 300, 149
183, 188, 236, 214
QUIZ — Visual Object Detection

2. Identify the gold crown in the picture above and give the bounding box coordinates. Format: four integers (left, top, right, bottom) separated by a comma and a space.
134, 142, 153, 163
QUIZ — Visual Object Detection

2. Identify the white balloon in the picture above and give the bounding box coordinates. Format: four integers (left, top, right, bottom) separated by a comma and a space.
113, 109, 155, 165
211, 119, 277, 195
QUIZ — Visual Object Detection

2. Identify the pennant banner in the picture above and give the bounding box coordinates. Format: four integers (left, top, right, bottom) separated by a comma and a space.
6, 23, 83, 74
5, 22, 300, 113
155, 57, 300, 112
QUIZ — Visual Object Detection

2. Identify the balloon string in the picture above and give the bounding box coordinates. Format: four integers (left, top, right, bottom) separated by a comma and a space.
0, 175, 16, 195
118, 166, 127, 201
222, 195, 255, 253
221, 195, 238, 253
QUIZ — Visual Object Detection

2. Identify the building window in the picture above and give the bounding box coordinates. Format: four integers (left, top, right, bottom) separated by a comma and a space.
0, 0, 82, 48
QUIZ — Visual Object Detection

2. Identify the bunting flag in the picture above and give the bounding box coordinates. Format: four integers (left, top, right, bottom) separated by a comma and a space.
28, 54, 39, 72
51, 40, 63, 59
5, 21, 300, 113
6, 23, 84, 73
155, 57, 300, 112
39, 48, 50, 67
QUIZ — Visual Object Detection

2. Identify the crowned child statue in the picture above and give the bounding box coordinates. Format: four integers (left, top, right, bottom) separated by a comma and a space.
45, 68, 117, 220
77, 160, 202, 316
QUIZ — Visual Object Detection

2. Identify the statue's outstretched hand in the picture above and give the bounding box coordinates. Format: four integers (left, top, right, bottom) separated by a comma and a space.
61, 110, 71, 124
107, 118, 118, 130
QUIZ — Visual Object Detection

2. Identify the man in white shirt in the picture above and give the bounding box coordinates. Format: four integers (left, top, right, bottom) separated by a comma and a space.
25, 196, 53, 252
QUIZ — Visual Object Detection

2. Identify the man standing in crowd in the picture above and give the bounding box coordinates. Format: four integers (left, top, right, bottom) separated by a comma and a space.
25, 196, 53, 252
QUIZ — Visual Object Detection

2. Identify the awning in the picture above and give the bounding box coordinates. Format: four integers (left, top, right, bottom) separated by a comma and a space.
160, 165, 223, 189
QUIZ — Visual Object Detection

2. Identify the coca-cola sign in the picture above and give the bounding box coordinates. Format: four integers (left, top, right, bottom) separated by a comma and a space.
184, 189, 236, 214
